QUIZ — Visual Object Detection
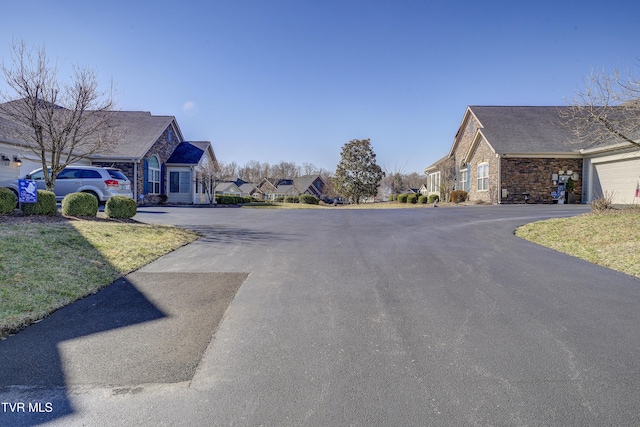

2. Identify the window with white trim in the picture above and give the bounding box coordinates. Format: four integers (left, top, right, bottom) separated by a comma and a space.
428, 171, 441, 193
148, 155, 161, 194
458, 168, 467, 191
477, 163, 489, 191
169, 171, 191, 193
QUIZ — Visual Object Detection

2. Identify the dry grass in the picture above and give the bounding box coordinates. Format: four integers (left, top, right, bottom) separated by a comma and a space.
516, 209, 640, 278
0, 216, 199, 338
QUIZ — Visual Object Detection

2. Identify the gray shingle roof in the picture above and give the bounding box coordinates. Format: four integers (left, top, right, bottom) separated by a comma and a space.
469, 106, 587, 154
98, 111, 179, 158
0, 104, 181, 159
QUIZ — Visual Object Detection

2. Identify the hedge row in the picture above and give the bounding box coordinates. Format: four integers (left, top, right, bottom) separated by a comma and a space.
215, 195, 255, 204
0, 190, 137, 219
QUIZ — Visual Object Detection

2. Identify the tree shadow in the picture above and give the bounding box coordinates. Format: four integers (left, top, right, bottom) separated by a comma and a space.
0, 276, 166, 426
185, 224, 297, 245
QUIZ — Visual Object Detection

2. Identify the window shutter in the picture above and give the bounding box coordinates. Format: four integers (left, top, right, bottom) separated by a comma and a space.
466, 165, 471, 192
161, 163, 166, 194
143, 159, 149, 194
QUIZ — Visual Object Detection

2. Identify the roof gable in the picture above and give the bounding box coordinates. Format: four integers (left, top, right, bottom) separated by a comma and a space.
0, 104, 185, 160
166, 141, 205, 164
466, 106, 586, 155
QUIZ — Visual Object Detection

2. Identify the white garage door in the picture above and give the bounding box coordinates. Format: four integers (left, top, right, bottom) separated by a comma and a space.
592, 158, 640, 205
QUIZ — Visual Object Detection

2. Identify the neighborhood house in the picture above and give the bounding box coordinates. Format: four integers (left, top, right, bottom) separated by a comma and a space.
425, 106, 640, 205
0, 102, 329, 204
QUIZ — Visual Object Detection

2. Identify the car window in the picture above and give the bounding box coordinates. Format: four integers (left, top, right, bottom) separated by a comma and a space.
28, 170, 45, 180
107, 170, 129, 180
58, 169, 80, 179
80, 169, 102, 179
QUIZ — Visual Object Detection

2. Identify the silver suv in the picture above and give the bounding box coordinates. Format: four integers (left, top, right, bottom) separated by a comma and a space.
1, 165, 133, 203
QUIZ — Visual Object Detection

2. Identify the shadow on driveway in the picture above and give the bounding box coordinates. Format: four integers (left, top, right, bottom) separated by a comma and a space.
0, 272, 247, 426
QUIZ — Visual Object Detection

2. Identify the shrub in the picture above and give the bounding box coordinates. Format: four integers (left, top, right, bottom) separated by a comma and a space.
397, 194, 408, 203
299, 194, 319, 204
590, 191, 614, 212
284, 195, 299, 203
450, 190, 468, 203
388, 194, 396, 201
105, 196, 137, 219
215, 195, 237, 204
0, 188, 17, 214
21, 190, 57, 215
428, 194, 439, 204
407, 194, 418, 204
418, 195, 428, 204
61, 192, 98, 217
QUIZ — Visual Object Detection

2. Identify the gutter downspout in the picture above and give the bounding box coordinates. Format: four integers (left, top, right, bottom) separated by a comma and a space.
192, 165, 196, 204
133, 160, 138, 203
496, 153, 502, 204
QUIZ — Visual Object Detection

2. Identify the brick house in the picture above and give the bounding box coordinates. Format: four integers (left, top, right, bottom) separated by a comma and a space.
425, 106, 590, 204
0, 106, 217, 204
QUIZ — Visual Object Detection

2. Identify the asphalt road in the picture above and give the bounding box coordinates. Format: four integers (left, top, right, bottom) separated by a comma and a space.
3, 204, 640, 426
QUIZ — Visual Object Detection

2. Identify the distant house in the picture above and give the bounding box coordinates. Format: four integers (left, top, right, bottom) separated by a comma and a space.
425, 106, 592, 204
0, 105, 218, 204
214, 181, 243, 196
237, 181, 263, 199
258, 175, 327, 201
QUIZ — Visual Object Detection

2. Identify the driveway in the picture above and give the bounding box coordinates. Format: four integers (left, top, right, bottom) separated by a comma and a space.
4, 204, 640, 426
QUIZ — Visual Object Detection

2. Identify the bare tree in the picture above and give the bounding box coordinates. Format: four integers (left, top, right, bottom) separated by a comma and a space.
271, 161, 301, 179
195, 157, 221, 204
564, 67, 640, 147
217, 161, 239, 181
0, 39, 117, 191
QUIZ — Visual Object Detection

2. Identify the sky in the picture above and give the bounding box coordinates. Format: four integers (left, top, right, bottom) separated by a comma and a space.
1, 0, 639, 175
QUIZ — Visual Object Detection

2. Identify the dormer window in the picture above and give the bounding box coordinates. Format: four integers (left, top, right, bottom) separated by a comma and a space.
168, 129, 173, 143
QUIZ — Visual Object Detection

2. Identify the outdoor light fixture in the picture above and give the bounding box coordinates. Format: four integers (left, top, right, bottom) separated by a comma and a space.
1, 154, 9, 166
13, 155, 21, 167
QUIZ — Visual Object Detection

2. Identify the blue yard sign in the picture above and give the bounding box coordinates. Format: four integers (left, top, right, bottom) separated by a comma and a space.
18, 179, 38, 203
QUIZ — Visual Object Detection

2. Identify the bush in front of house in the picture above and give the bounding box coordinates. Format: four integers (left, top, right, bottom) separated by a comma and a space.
428, 194, 439, 204
215, 195, 236, 204
299, 194, 319, 204
418, 195, 428, 204
284, 195, 299, 203
451, 190, 468, 203
105, 196, 137, 219
388, 194, 396, 201
61, 192, 99, 217
21, 190, 57, 215
0, 188, 17, 214
407, 194, 418, 204
397, 194, 408, 203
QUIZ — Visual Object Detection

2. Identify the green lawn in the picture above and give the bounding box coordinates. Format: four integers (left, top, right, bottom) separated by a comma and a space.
516, 209, 640, 278
0, 217, 198, 338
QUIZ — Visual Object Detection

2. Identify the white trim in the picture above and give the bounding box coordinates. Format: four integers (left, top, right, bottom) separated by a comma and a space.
477, 162, 489, 192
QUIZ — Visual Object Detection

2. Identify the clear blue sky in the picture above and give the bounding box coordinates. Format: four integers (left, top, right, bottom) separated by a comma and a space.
2, 0, 639, 174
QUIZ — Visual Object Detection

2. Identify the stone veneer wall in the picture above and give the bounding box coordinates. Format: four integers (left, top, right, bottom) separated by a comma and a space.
92, 125, 181, 203
466, 137, 499, 204
500, 157, 583, 204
